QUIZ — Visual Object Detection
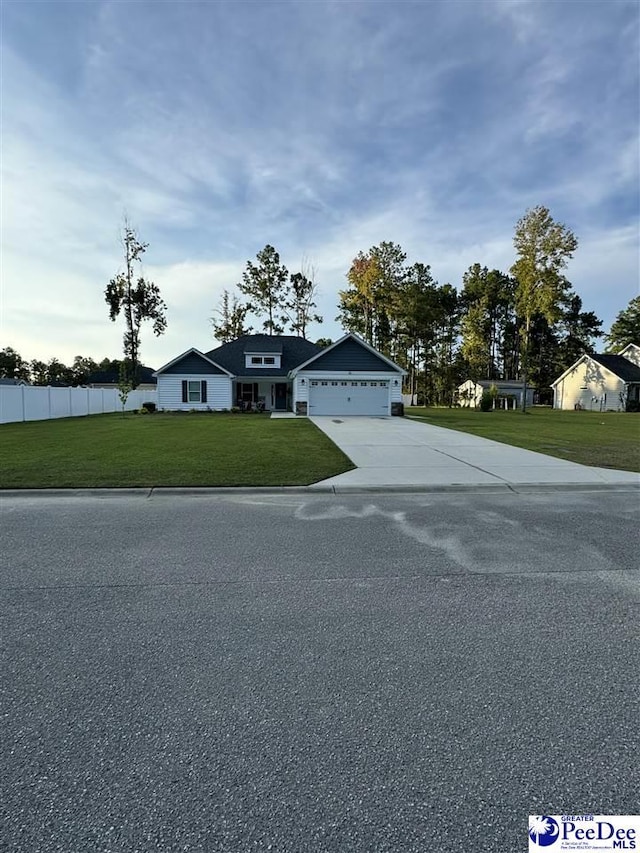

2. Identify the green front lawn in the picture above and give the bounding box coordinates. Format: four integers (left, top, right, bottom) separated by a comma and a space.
0, 413, 354, 488
407, 406, 640, 472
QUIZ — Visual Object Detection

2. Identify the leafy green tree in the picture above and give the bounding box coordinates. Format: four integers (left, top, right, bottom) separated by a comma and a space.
29, 359, 48, 385
338, 242, 407, 354
605, 296, 640, 352
237, 244, 288, 335
117, 362, 132, 418
556, 294, 602, 365
0, 347, 30, 380
70, 355, 99, 386
459, 265, 517, 380
314, 337, 332, 348
211, 289, 253, 343
283, 265, 323, 338
392, 262, 440, 399
105, 221, 167, 388
44, 358, 74, 385
511, 206, 578, 411
338, 252, 380, 344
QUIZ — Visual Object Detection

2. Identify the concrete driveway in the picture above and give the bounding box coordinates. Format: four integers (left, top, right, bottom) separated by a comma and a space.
310, 416, 640, 489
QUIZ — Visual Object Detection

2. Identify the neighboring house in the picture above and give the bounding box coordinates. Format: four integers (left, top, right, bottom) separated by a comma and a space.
0, 377, 29, 386
86, 366, 157, 391
457, 379, 535, 408
618, 342, 640, 367
551, 344, 640, 411
155, 332, 406, 416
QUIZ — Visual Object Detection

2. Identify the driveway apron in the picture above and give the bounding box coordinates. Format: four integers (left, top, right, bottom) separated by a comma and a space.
310, 416, 639, 488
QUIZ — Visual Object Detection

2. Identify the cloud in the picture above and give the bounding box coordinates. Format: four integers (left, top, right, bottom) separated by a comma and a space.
1, 0, 638, 369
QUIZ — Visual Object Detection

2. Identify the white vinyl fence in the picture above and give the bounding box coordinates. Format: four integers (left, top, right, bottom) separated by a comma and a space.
0, 386, 158, 424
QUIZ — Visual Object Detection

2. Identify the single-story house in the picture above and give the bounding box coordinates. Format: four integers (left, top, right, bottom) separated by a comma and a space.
551, 343, 640, 411
155, 332, 406, 416
86, 366, 157, 390
457, 379, 535, 408
0, 377, 30, 386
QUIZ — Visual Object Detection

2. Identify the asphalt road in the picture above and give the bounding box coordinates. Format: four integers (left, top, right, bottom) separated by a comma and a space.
1, 488, 639, 853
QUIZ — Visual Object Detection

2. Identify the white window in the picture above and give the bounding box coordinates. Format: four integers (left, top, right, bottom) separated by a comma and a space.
311, 381, 318, 386
245, 353, 281, 368
188, 381, 202, 402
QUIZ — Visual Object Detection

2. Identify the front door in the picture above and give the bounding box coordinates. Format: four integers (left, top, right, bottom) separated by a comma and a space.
274, 383, 288, 411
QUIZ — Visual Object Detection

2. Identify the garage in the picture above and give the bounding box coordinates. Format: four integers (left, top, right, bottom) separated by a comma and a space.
308, 379, 390, 416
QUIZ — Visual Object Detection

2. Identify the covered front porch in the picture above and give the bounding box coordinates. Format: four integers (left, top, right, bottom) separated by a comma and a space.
234, 379, 291, 412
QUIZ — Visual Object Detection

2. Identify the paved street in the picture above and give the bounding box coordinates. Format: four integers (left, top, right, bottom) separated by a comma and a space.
2, 490, 639, 852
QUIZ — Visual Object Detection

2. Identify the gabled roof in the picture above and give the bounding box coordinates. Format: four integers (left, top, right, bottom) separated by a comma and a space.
618, 343, 640, 365
87, 366, 157, 385
290, 332, 405, 374
460, 379, 531, 390
0, 377, 29, 386
205, 335, 321, 377
590, 353, 640, 383
154, 348, 233, 376
551, 352, 640, 386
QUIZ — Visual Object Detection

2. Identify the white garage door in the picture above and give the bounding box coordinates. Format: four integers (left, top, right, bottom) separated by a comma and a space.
309, 380, 390, 416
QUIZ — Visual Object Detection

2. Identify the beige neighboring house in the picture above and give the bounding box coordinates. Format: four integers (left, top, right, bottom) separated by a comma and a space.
551, 343, 640, 411
457, 379, 534, 408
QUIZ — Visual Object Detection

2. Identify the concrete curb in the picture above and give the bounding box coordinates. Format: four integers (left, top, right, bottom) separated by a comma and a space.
1, 482, 638, 498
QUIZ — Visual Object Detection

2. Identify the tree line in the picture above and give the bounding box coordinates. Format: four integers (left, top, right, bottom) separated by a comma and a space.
3, 209, 638, 400
0, 351, 132, 386
336, 207, 638, 405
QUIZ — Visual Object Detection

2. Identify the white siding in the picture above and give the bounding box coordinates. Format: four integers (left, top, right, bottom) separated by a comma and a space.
391, 379, 403, 402
619, 343, 640, 367
293, 375, 308, 410
157, 375, 232, 411
458, 380, 481, 407
553, 359, 627, 411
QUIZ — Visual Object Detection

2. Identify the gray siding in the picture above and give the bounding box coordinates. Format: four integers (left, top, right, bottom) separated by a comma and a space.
162, 353, 227, 375
308, 339, 400, 372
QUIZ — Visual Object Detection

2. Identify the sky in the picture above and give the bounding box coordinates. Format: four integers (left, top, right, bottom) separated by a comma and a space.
2, 0, 639, 369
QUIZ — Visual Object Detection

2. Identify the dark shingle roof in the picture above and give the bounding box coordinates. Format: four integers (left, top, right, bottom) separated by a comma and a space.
205, 335, 321, 376
243, 338, 283, 354
476, 380, 528, 389
590, 354, 640, 383
87, 366, 157, 385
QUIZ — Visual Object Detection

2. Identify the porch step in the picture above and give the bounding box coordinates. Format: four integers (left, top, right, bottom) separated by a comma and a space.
270, 412, 299, 419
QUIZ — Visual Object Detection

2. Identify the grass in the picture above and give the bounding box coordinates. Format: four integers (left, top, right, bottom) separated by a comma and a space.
0, 413, 355, 488
407, 406, 640, 472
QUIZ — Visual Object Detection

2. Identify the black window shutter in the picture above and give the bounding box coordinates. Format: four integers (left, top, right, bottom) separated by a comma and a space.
201, 380, 207, 403
182, 380, 188, 403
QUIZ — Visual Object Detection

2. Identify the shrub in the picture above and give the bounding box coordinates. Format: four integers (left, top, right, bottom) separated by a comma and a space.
626, 399, 640, 413
479, 390, 493, 412
142, 401, 156, 413
231, 406, 241, 414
